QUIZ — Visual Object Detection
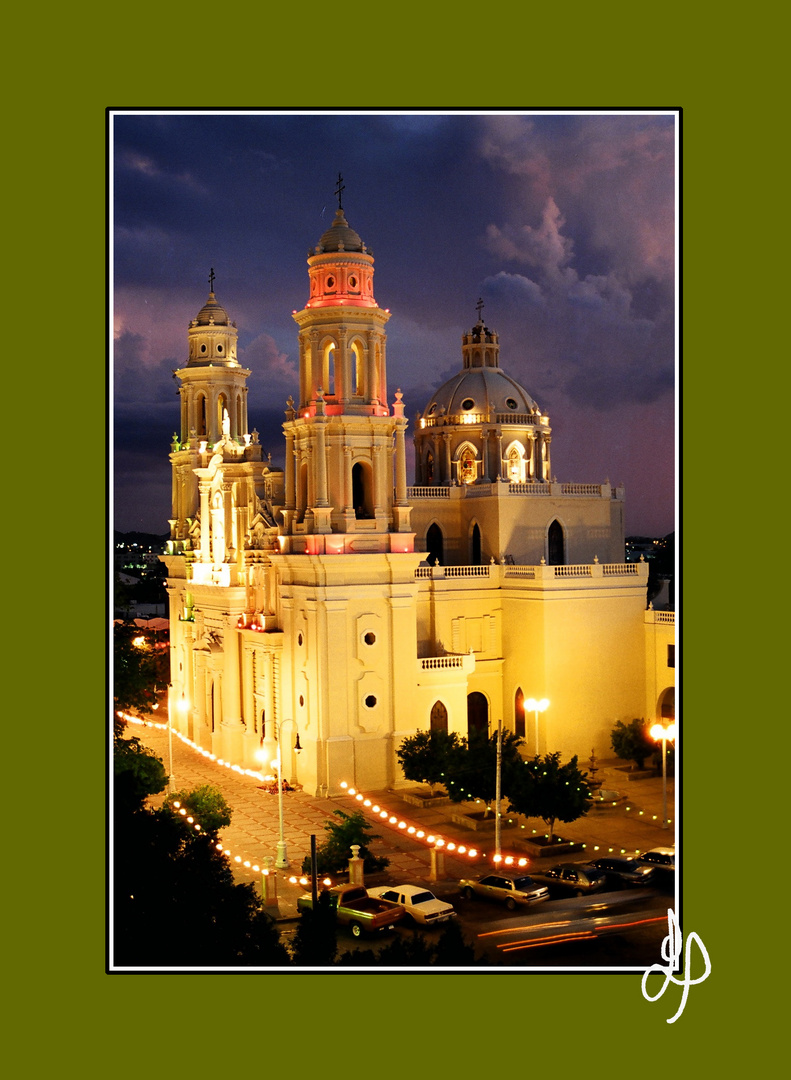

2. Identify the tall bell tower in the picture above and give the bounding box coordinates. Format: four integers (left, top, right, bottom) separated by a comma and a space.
280, 180, 413, 552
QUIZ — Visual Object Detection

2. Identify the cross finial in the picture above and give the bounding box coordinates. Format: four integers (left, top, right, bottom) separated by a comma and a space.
476, 297, 484, 321
209, 267, 216, 292
335, 172, 345, 210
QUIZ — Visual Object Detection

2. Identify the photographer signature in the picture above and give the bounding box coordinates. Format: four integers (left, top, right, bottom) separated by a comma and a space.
642, 908, 711, 1022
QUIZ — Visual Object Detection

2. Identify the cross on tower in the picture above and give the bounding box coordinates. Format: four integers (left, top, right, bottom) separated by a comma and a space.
335, 173, 345, 210
476, 297, 484, 321
209, 267, 216, 292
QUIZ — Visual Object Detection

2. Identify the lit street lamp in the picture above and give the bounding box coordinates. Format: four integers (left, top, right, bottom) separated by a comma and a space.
525, 697, 550, 754
650, 721, 676, 830
256, 719, 301, 869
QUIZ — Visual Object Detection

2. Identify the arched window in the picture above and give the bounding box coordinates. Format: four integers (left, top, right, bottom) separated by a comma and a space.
430, 701, 448, 733
351, 340, 363, 397
467, 692, 488, 738
197, 395, 207, 436
471, 523, 482, 565
508, 447, 523, 483
426, 523, 443, 566
459, 447, 477, 485
514, 688, 525, 738
323, 343, 335, 396
425, 450, 435, 485
352, 461, 373, 518
548, 519, 565, 565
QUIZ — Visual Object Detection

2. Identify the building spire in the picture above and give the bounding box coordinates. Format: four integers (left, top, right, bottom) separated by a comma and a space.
209, 266, 216, 293
476, 296, 484, 322
335, 172, 345, 211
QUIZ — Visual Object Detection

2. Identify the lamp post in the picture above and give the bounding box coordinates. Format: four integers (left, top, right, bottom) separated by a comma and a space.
257, 719, 301, 869
525, 697, 550, 755
650, 721, 676, 830
494, 718, 503, 862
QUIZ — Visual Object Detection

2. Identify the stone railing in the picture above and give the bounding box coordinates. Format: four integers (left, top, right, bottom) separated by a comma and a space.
419, 655, 468, 670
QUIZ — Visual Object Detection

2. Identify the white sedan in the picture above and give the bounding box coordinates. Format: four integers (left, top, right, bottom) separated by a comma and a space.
368, 885, 456, 926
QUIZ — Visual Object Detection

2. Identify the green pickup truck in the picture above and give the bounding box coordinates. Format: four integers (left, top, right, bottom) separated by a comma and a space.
297, 884, 406, 937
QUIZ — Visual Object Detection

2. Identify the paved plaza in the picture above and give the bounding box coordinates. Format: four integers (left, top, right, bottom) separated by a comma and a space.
121, 716, 677, 920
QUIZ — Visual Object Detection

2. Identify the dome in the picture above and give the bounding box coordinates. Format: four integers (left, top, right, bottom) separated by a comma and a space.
423, 366, 539, 421
315, 208, 366, 253
194, 291, 231, 326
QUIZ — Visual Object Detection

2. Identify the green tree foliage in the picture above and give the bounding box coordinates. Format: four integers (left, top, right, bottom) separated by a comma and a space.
290, 889, 338, 966
505, 752, 593, 844
302, 809, 389, 876
396, 729, 465, 792
610, 718, 654, 769
163, 784, 232, 834
113, 620, 169, 716
113, 730, 168, 815
445, 729, 524, 814
113, 731, 289, 968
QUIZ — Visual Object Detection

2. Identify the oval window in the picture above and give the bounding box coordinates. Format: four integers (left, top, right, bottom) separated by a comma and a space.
506, 398, 518, 410
349, 275, 357, 288
462, 398, 475, 411
201, 344, 207, 353
326, 276, 335, 288
427, 403, 437, 416
217, 344, 223, 353
365, 695, 377, 708
364, 632, 376, 646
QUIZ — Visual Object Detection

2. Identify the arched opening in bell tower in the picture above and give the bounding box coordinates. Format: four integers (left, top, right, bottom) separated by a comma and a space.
323, 342, 336, 397
351, 340, 363, 397
197, 394, 207, 437
352, 461, 373, 518
217, 393, 228, 437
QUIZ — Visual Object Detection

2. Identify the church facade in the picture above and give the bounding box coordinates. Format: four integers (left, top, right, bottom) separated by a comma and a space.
161, 204, 674, 798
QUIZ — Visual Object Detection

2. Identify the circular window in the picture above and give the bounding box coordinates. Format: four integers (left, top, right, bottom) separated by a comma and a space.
427, 403, 437, 416
462, 398, 475, 411
364, 632, 376, 646
326, 276, 335, 288
364, 695, 377, 709
506, 398, 518, 410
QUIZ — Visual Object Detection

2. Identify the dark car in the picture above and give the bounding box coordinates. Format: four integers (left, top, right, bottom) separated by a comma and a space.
530, 863, 607, 897
585, 856, 656, 888
459, 872, 550, 910
638, 847, 675, 873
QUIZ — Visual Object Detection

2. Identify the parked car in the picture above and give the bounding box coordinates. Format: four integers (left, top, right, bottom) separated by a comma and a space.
529, 863, 607, 897
459, 872, 550, 910
638, 847, 675, 873
368, 884, 456, 926
296, 884, 405, 937
585, 856, 656, 888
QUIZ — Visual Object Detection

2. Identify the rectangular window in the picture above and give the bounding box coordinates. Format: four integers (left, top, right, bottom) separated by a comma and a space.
667, 645, 675, 668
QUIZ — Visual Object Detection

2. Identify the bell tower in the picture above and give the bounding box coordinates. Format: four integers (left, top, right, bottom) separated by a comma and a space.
281, 181, 412, 552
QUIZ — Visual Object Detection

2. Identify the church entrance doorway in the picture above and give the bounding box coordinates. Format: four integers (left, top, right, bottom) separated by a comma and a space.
467, 691, 488, 738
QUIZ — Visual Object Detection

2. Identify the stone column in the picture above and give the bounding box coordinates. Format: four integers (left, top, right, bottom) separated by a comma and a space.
198, 480, 211, 561
394, 421, 408, 505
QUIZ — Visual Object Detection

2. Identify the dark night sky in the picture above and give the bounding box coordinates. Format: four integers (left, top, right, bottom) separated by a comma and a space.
112, 110, 676, 538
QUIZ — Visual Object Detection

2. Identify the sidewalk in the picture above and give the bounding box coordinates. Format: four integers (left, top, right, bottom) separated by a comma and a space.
122, 717, 676, 921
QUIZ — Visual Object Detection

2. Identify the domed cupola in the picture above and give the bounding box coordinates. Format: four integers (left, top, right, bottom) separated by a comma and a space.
414, 304, 553, 486
187, 270, 239, 366
305, 179, 377, 311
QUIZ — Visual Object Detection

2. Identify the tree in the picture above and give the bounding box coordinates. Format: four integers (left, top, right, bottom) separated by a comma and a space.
505, 752, 593, 844
611, 718, 654, 769
444, 729, 524, 815
113, 730, 290, 968
113, 620, 169, 716
302, 809, 389, 876
396, 729, 465, 793
163, 784, 232, 834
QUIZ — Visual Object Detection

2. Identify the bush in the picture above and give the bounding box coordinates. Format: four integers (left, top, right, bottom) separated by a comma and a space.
302, 809, 389, 876
611, 718, 654, 769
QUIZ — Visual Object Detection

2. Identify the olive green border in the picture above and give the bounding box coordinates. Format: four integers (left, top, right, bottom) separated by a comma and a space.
13, 5, 769, 1072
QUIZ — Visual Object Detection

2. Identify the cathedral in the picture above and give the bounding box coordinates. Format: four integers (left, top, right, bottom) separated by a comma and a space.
161, 201, 675, 798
